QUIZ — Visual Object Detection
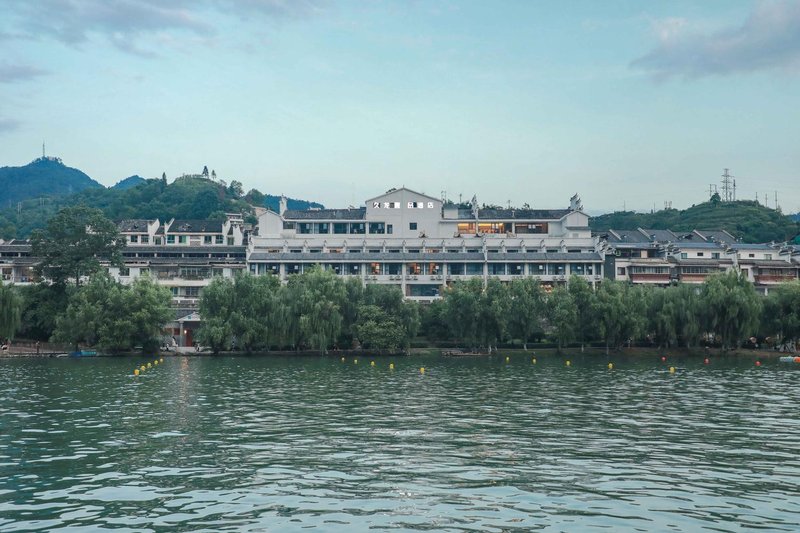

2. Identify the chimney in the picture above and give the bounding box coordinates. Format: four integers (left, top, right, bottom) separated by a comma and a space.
279, 195, 287, 216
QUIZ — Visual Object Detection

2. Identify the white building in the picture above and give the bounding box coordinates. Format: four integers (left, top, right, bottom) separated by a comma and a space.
249, 187, 604, 300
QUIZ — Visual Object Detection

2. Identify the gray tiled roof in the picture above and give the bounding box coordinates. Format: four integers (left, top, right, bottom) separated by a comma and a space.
168, 220, 223, 233
117, 219, 153, 232
283, 208, 366, 221
477, 208, 571, 220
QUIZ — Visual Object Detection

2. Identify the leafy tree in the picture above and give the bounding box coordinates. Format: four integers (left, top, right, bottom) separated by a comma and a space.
16, 284, 70, 341
202, 165, 209, 178
30, 206, 124, 285
546, 285, 577, 352
353, 284, 419, 352
0, 284, 22, 340
507, 277, 544, 350
762, 281, 800, 350
442, 278, 483, 349
568, 275, 596, 351
292, 267, 347, 354
197, 277, 235, 353
53, 274, 171, 352
478, 278, 510, 352
700, 270, 762, 351
593, 281, 648, 353
228, 180, 244, 198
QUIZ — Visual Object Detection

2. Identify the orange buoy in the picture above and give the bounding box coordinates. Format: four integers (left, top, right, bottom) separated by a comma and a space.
661, 356, 666, 362
704, 358, 709, 365
755, 361, 761, 367
794, 357, 800, 364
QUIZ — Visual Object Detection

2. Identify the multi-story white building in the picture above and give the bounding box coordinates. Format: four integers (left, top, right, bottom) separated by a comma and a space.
249, 187, 604, 300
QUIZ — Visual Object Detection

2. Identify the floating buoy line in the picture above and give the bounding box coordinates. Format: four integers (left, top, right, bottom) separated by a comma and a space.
133, 357, 164, 376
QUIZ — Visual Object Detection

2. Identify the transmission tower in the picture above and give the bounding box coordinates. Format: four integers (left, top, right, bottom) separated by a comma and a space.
721, 168, 733, 202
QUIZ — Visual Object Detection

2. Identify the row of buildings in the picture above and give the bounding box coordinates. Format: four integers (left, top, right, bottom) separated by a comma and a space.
2, 187, 799, 344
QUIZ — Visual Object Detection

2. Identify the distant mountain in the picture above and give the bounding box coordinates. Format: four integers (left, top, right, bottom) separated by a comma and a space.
264, 194, 324, 212
0, 157, 103, 206
591, 200, 800, 244
112, 175, 146, 190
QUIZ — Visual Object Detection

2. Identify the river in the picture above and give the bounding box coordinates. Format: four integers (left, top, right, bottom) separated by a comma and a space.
1, 354, 799, 532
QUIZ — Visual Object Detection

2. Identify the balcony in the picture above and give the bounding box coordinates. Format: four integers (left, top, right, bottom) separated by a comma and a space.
629, 272, 671, 283
755, 273, 798, 284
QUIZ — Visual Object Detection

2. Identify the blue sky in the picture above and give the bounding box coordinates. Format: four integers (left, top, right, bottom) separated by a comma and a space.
1, 0, 798, 214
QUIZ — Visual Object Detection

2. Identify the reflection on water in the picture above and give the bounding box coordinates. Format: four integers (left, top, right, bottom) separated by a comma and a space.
1, 355, 800, 531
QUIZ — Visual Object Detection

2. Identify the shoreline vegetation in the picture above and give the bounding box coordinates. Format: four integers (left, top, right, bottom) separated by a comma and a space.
1, 206, 799, 356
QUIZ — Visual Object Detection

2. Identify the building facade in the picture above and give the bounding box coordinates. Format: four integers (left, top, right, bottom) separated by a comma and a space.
248, 188, 604, 300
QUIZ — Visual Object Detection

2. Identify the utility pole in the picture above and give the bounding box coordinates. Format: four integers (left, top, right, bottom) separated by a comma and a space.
775, 191, 779, 212
708, 184, 718, 199
721, 168, 733, 202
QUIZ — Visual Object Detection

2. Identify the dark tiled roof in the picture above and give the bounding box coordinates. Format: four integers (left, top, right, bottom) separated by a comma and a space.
168, 220, 223, 233
283, 208, 366, 221
606, 230, 653, 244
477, 208, 571, 220
641, 229, 679, 242
695, 230, 736, 243
118, 219, 153, 232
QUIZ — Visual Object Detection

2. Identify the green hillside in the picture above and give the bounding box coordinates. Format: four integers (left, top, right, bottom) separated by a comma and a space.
0, 175, 258, 239
0, 157, 103, 207
112, 175, 146, 190
591, 199, 800, 244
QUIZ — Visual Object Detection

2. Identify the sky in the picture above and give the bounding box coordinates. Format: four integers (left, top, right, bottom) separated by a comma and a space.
0, 0, 799, 214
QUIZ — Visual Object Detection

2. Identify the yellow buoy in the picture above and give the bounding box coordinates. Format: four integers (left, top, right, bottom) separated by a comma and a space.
354, 359, 358, 364
341, 357, 345, 362
134, 368, 139, 376
370, 361, 375, 367
566, 360, 571, 367
160, 358, 164, 363
669, 366, 676, 374
420, 367, 425, 374
505, 356, 510, 363
147, 363, 152, 368
154, 360, 158, 366
532, 358, 537, 364
140, 365, 146, 371
389, 363, 394, 370
608, 363, 613, 370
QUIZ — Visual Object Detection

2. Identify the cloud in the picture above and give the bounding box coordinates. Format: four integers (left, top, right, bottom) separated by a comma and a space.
1, 0, 326, 55
632, 0, 800, 79
0, 63, 50, 83
0, 118, 21, 134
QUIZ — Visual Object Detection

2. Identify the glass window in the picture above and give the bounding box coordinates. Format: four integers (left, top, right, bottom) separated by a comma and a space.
130, 235, 138, 243
179, 235, 187, 244
712, 252, 720, 259
167, 235, 175, 244
387, 224, 393, 234
680, 253, 687, 259
457, 222, 475, 234
333, 223, 348, 234
227, 237, 234, 245
216, 235, 223, 244
204, 236, 212, 244
119, 267, 130, 276
697, 252, 704, 257
155, 237, 162, 245
283, 221, 295, 230
350, 223, 365, 234
466, 263, 483, 275
369, 222, 385, 234
410, 222, 418, 230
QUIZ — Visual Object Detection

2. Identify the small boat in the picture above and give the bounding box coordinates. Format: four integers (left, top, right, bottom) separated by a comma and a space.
778, 356, 800, 363
69, 350, 98, 357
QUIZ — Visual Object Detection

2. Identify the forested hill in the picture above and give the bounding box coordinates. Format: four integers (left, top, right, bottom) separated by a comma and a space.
0, 157, 103, 206
0, 173, 324, 239
590, 200, 800, 244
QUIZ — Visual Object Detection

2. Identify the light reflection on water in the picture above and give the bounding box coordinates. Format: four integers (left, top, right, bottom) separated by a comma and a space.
1, 355, 800, 532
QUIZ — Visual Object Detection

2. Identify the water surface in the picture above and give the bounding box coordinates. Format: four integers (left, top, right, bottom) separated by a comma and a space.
1, 354, 799, 532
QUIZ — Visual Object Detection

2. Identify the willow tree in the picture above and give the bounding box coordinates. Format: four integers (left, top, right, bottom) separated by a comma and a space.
0, 284, 22, 340
479, 278, 510, 352
762, 281, 800, 350
292, 267, 347, 354
507, 277, 544, 350
568, 275, 596, 352
701, 270, 762, 351
594, 280, 648, 354
547, 285, 577, 352
442, 278, 483, 350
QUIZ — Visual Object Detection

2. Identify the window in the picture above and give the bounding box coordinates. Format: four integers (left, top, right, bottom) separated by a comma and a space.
141, 235, 149, 244
350, 223, 365, 234
179, 235, 187, 244
333, 223, 348, 234
204, 236, 212, 244
216, 235, 224, 244
155, 237, 162, 245
712, 252, 720, 259
119, 267, 130, 276
185, 287, 200, 297
697, 252, 704, 257
212, 268, 224, 277
749, 253, 755, 258
130, 235, 138, 243
617, 267, 626, 275
387, 224, 393, 234
368, 222, 385, 234
765, 254, 772, 260
167, 235, 175, 244
410, 222, 418, 230
283, 221, 295, 230
227, 237, 234, 245
680, 253, 687, 259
